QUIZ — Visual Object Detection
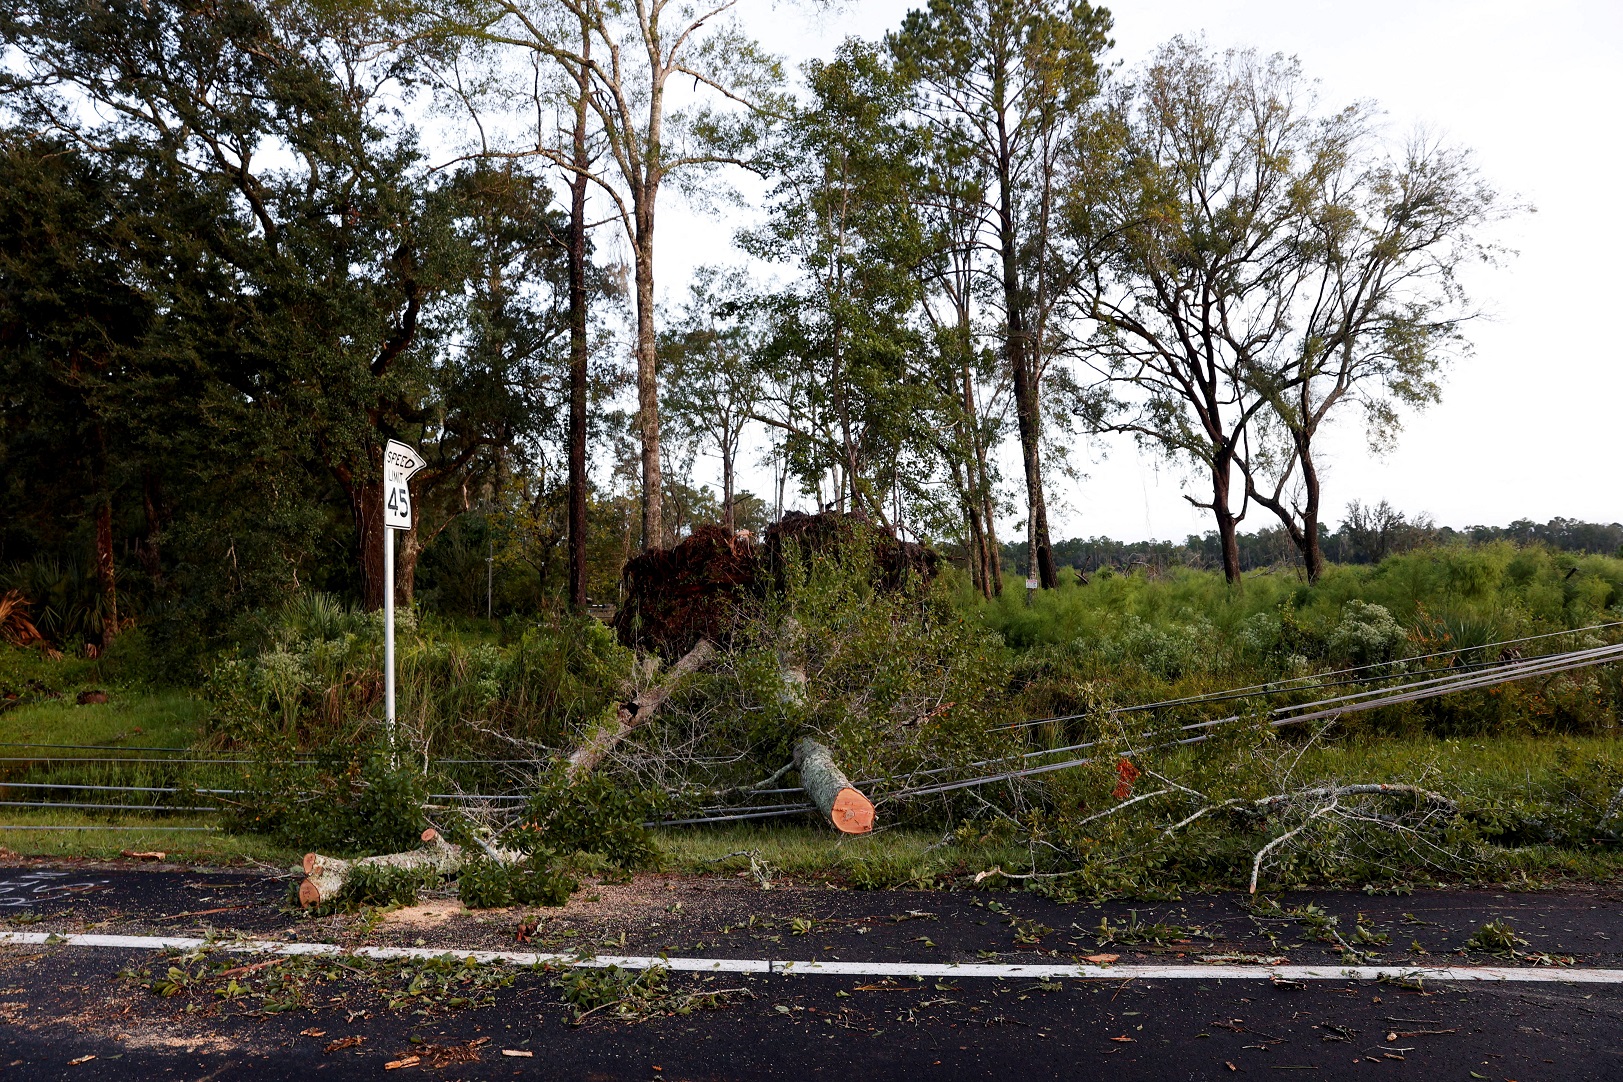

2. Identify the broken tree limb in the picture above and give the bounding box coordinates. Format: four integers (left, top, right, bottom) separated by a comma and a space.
565, 638, 716, 779
794, 737, 875, 835
1251, 783, 1456, 813
298, 828, 467, 908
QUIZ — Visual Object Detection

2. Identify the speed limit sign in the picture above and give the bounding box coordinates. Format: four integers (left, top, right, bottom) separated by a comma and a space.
383, 440, 426, 531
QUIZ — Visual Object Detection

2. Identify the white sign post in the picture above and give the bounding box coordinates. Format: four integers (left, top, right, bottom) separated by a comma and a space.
382, 440, 426, 753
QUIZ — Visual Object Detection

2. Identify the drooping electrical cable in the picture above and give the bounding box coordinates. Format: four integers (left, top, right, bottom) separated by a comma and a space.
651, 635, 1623, 825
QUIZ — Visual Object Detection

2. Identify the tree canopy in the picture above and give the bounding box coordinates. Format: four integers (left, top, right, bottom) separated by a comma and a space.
0, 0, 1516, 661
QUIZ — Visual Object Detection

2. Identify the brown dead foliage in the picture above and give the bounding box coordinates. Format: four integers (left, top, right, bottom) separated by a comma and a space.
613, 525, 759, 660
0, 591, 42, 647
613, 512, 940, 659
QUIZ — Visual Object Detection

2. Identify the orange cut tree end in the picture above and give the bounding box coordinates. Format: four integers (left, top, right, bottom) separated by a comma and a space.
297, 877, 323, 908
831, 787, 875, 834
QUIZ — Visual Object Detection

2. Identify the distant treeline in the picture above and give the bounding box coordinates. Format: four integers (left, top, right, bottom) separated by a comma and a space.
1003, 504, 1623, 577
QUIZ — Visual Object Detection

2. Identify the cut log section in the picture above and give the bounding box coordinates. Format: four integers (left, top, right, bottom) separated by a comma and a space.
565, 638, 716, 779
298, 828, 466, 908
794, 737, 875, 835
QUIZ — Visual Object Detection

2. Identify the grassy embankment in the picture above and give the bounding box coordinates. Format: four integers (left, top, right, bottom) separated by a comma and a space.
0, 644, 298, 862
0, 540, 1619, 889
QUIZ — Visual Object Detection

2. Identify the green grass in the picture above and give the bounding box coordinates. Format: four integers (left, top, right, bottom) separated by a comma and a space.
1299, 732, 1622, 789
0, 812, 299, 864
0, 691, 207, 750
1134, 731, 1623, 795
654, 823, 1038, 888
0, 645, 231, 860
970, 542, 1623, 650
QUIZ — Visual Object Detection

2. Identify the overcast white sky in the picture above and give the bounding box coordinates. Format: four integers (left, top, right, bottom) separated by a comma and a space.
648, 0, 1623, 543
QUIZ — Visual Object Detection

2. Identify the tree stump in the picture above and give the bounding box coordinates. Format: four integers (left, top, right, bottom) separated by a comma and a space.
794, 737, 874, 834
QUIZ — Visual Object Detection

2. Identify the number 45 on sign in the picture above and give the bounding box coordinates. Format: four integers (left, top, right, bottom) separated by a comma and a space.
384, 440, 426, 530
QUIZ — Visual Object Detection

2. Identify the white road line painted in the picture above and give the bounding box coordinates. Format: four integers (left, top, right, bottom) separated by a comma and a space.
1, 931, 1619, 984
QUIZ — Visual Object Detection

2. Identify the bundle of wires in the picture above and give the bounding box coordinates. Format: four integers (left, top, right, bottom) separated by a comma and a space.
654, 621, 1623, 826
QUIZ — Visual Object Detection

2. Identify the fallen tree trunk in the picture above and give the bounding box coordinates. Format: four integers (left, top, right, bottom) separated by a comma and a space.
565, 638, 716, 779
298, 828, 469, 908
794, 737, 875, 835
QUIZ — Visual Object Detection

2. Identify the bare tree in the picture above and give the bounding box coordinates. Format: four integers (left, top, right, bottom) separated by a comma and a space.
1062, 41, 1327, 583
1240, 133, 1505, 581
1063, 39, 1506, 583
482, 0, 781, 550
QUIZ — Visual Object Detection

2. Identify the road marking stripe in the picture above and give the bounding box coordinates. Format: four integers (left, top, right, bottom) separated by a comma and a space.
1, 931, 1619, 984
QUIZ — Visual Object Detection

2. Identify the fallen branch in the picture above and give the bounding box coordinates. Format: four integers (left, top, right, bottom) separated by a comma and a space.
1159, 798, 1245, 839
794, 737, 874, 834
1072, 788, 1175, 827
1250, 797, 1339, 894
1253, 784, 1456, 813
298, 829, 479, 908
565, 639, 717, 779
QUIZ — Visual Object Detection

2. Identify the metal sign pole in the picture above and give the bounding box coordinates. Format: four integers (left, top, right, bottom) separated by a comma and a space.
384, 522, 396, 753
380, 439, 426, 763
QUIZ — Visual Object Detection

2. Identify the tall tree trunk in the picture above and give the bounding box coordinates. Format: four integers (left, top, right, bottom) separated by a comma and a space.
1298, 436, 1324, 583
1240, 427, 1325, 582
354, 474, 388, 611
634, 207, 662, 549
954, 322, 998, 600
774, 445, 787, 523
396, 525, 420, 607
1009, 354, 1056, 588
996, 120, 1056, 590
138, 471, 163, 586
1210, 452, 1243, 585
722, 450, 735, 534
964, 483, 992, 599
566, 40, 591, 610
976, 435, 1003, 597
94, 494, 118, 648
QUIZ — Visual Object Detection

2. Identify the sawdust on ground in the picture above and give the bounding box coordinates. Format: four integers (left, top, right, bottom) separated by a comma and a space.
362, 872, 826, 951
378, 898, 466, 928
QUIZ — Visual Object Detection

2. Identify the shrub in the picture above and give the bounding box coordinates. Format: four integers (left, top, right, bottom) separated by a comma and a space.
458, 851, 578, 909
1326, 601, 1406, 667
228, 748, 427, 856
513, 769, 660, 871
205, 594, 634, 757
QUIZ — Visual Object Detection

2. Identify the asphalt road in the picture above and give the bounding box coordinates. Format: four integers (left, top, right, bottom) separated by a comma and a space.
0, 861, 1615, 1080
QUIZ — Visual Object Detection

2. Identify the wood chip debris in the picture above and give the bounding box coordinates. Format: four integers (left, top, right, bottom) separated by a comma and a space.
419, 1037, 488, 1067
219, 958, 283, 979
501, 1049, 534, 1058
